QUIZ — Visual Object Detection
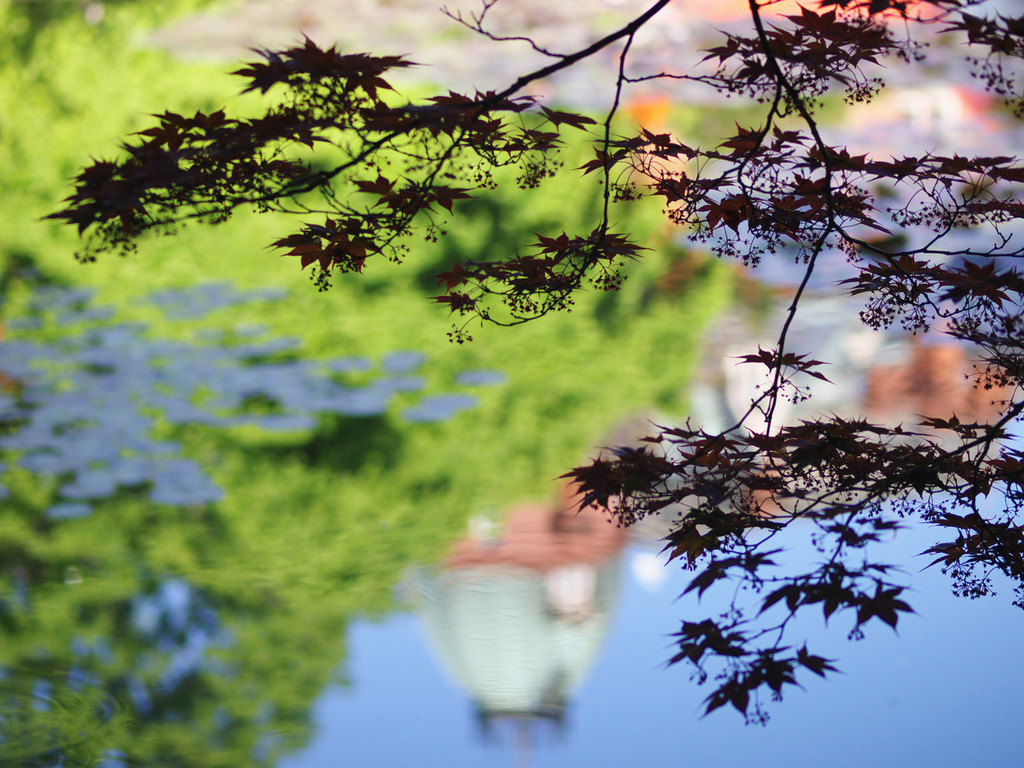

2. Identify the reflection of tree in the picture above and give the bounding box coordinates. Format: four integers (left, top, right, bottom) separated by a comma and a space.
0, 341, 681, 768
0, 212, 723, 767
0, 0, 732, 758
0, 456, 402, 767
415, 485, 626, 747
0, 543, 336, 767
0, 11, 726, 760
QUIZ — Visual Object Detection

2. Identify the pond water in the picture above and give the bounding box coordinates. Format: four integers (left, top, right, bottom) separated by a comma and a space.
0, 284, 493, 517
6, 1, 1024, 764
0, 280, 1021, 768
282, 532, 1024, 768
275, 289, 1024, 768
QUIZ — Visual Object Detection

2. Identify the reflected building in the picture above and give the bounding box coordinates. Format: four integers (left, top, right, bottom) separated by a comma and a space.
413, 484, 626, 746
862, 337, 1007, 427
692, 291, 1009, 436
666, 288, 1014, 522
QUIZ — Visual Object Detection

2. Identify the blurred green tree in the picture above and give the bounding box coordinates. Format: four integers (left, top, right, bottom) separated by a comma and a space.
49, 0, 1024, 723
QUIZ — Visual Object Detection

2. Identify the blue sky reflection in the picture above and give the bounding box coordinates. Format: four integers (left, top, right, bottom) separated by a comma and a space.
282, 522, 1024, 768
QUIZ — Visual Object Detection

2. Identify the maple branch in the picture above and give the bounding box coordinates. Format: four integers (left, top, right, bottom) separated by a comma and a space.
600, 30, 637, 232
489, 0, 673, 102
441, 0, 569, 58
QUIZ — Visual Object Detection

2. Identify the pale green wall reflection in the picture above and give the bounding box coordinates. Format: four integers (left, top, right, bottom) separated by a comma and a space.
414, 495, 626, 743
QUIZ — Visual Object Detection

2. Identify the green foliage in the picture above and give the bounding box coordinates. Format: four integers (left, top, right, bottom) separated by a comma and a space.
42, 0, 1024, 728
0, 253, 729, 763
0, 2, 733, 763
1, 0, 225, 58
0, 0, 241, 283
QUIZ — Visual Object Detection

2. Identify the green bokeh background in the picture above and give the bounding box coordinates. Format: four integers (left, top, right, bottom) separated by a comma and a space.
0, 2, 733, 764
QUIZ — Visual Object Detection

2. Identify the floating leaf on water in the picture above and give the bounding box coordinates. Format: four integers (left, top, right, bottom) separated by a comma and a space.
227, 338, 302, 359
5, 317, 42, 331
82, 324, 147, 346
244, 413, 318, 432
30, 286, 95, 311
455, 369, 507, 386
325, 357, 373, 374
381, 350, 426, 373
58, 306, 116, 325
146, 441, 183, 456
330, 389, 390, 416
245, 287, 288, 302
402, 393, 478, 422
19, 452, 76, 474
46, 502, 93, 520
60, 470, 117, 500
376, 376, 426, 393
231, 323, 269, 338
108, 457, 154, 486
0, 281, 482, 512
0, 431, 63, 453
149, 481, 225, 507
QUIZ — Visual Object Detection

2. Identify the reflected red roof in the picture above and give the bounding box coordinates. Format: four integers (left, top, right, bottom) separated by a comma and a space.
445, 487, 626, 572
